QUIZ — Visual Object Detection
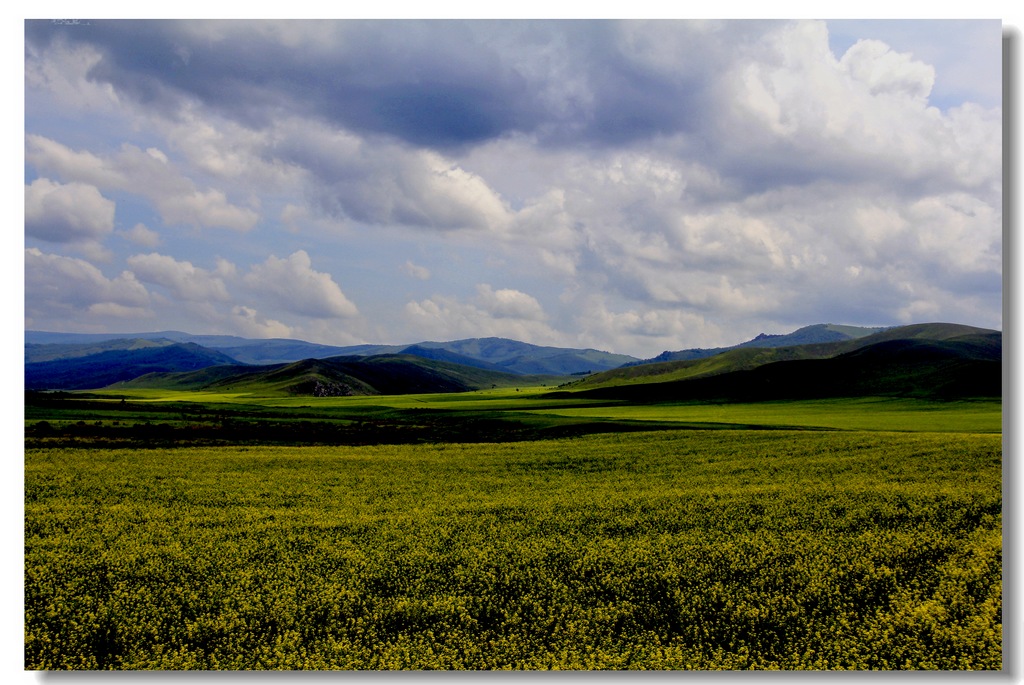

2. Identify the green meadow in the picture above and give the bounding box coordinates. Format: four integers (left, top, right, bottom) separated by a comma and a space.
523, 397, 1003, 433
33, 387, 1001, 434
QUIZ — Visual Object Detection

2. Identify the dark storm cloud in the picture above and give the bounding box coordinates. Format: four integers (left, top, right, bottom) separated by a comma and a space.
581, 51, 705, 145
26, 20, 529, 146
25, 19, 716, 150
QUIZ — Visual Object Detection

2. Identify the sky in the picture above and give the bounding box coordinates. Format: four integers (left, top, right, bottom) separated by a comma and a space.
22, 18, 1004, 358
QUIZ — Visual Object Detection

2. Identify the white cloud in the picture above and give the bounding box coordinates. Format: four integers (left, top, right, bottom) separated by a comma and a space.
572, 295, 724, 357
943, 103, 1002, 193
507, 188, 582, 275
25, 178, 115, 243
26, 135, 259, 231
121, 223, 162, 248
719, 20, 1000, 193
474, 284, 546, 321
406, 286, 560, 345
243, 251, 359, 319
26, 134, 140, 192
826, 20, 1001, 109
25, 37, 121, 111
274, 120, 513, 232
146, 147, 169, 164
840, 39, 935, 99
155, 188, 259, 232
229, 305, 294, 339
907, 193, 1002, 275
25, 248, 150, 321
84, 302, 150, 319
162, 106, 304, 188
408, 150, 514, 231
127, 253, 231, 302
280, 204, 308, 232
214, 258, 238, 280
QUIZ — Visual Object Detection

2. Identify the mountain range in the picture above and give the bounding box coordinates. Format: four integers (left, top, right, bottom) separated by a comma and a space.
25, 323, 884, 368
24, 343, 239, 392
24, 333, 635, 391
25, 331, 635, 376
24, 322, 1002, 400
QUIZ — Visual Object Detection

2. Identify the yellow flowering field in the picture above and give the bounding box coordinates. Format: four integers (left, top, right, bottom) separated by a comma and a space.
25, 430, 1001, 669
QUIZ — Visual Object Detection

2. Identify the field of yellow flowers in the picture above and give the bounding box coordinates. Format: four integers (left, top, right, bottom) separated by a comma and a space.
25, 429, 1001, 669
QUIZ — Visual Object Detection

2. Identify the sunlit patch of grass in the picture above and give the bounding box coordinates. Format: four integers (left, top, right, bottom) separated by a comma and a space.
524, 398, 1001, 433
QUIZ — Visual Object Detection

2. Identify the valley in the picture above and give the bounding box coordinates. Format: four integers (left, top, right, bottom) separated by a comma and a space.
25, 321, 1002, 446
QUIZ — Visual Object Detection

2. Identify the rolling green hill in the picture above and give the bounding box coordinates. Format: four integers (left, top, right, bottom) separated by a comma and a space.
568, 345, 836, 390
571, 323, 998, 390
558, 324, 1000, 402
116, 353, 549, 396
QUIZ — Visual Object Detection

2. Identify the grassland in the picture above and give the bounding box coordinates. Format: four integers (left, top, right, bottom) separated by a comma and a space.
23, 387, 1002, 670
25, 429, 1001, 669
27, 387, 1002, 436
524, 397, 1002, 433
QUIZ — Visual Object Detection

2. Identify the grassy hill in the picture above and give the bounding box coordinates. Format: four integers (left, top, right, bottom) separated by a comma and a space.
116, 353, 551, 396
556, 324, 1001, 402
568, 345, 837, 390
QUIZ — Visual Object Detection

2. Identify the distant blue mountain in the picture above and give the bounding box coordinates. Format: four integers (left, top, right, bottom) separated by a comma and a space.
25, 331, 638, 376
25, 342, 240, 390
25, 330, 359, 365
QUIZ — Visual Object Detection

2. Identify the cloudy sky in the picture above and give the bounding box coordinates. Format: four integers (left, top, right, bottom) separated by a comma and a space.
23, 18, 1002, 358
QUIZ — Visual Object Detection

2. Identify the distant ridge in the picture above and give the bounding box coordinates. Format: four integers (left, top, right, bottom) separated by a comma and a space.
25, 331, 637, 376
398, 344, 511, 373
25, 343, 240, 391
26, 337, 177, 363
629, 323, 887, 366
25, 331, 359, 365
405, 337, 636, 375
